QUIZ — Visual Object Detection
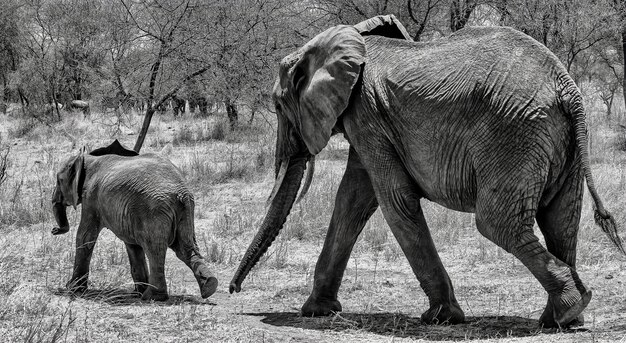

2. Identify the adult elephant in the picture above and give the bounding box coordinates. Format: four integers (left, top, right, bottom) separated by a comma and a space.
229, 15, 625, 328
52, 140, 218, 300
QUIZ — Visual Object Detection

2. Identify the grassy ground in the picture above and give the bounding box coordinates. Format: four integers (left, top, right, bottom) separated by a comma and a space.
0, 103, 624, 343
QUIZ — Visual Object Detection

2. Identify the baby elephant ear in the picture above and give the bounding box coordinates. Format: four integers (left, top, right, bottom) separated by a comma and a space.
289, 25, 366, 155
354, 14, 413, 41
70, 147, 86, 208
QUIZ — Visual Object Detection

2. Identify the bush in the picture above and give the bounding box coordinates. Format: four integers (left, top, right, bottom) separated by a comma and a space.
172, 120, 229, 146
617, 125, 626, 152
8, 117, 37, 139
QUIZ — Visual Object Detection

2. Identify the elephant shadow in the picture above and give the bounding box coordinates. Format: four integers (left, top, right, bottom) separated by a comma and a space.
246, 312, 588, 340
51, 287, 214, 306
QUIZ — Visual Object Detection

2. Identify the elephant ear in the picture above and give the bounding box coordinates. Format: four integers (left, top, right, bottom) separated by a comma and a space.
353, 14, 413, 41
278, 25, 365, 155
59, 147, 86, 208
90, 139, 138, 156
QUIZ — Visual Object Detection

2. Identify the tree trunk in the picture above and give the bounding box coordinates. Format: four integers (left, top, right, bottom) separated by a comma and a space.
133, 65, 210, 152
134, 106, 156, 152
226, 97, 238, 129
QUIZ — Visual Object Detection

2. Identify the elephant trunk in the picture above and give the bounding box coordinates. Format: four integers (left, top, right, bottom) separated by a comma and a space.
229, 156, 307, 293
51, 187, 70, 235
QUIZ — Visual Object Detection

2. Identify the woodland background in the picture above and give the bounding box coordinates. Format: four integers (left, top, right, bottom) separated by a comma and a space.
0, 1, 625, 342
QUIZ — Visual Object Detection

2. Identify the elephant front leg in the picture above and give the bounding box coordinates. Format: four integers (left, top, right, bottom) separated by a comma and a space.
125, 243, 149, 294
67, 223, 102, 294
302, 148, 379, 316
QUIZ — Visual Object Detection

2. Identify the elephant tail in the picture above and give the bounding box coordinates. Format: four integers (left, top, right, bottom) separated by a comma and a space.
561, 76, 625, 254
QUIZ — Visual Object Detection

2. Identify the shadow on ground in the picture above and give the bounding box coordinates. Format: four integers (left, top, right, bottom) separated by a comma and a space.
51, 287, 214, 306
245, 311, 589, 340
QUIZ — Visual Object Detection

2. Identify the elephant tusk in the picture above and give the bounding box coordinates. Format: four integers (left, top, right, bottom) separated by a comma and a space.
266, 158, 289, 208
295, 156, 315, 205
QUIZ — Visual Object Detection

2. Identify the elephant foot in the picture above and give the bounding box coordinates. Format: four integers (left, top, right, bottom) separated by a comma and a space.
192, 262, 218, 298
141, 287, 169, 301
539, 290, 591, 328
199, 276, 219, 298
301, 295, 342, 317
421, 302, 465, 325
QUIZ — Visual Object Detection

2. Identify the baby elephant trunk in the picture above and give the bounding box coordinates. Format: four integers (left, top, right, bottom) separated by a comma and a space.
51, 188, 70, 235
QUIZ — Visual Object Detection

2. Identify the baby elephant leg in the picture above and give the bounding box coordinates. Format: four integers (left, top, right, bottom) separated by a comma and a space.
125, 243, 149, 294
172, 242, 218, 298
143, 245, 169, 301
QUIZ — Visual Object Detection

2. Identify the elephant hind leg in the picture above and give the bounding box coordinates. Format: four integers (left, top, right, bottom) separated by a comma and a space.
143, 245, 169, 301
475, 183, 589, 328
125, 243, 149, 294
171, 208, 218, 299
171, 241, 218, 299
536, 167, 587, 328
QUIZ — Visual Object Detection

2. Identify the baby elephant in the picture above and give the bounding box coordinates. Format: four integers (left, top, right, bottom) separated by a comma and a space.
51, 140, 217, 301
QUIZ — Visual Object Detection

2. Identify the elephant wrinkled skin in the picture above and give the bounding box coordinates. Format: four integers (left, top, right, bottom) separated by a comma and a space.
52, 140, 217, 301
230, 15, 625, 328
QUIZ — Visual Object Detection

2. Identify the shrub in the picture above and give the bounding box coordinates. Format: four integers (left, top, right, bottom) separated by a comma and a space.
617, 125, 626, 152
8, 117, 37, 139
173, 120, 229, 146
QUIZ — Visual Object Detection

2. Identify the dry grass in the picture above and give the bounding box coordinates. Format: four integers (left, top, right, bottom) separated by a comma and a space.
0, 103, 625, 342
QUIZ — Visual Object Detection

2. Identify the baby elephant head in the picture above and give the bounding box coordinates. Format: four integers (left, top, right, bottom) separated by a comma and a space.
51, 147, 86, 235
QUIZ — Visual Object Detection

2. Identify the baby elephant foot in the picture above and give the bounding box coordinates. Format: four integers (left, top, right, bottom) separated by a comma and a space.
193, 264, 218, 298
199, 275, 218, 298
141, 287, 169, 301
301, 295, 342, 317
540, 290, 591, 328
421, 302, 465, 325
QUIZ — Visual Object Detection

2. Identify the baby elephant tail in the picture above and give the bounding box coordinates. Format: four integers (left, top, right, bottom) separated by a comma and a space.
176, 194, 219, 298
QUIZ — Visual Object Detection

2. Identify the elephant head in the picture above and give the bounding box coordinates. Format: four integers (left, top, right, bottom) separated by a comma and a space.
230, 16, 409, 293
51, 140, 137, 235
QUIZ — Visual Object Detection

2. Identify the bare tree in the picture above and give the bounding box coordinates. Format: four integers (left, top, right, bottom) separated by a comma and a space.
116, 0, 211, 152
449, 0, 477, 32
407, 0, 445, 41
